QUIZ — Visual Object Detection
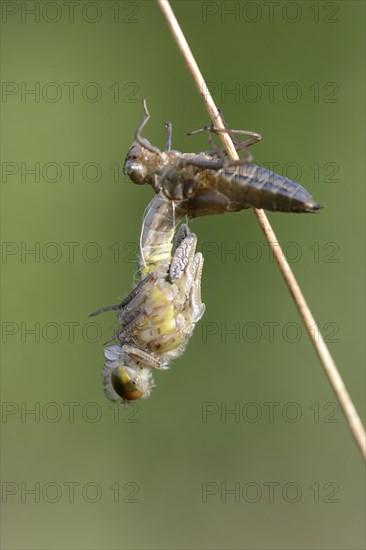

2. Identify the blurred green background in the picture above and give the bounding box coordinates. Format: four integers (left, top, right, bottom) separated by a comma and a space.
1, 1, 365, 549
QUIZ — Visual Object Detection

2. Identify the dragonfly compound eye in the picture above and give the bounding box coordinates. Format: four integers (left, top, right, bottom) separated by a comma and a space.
111, 366, 152, 402
123, 141, 161, 186
123, 143, 150, 185
123, 159, 148, 185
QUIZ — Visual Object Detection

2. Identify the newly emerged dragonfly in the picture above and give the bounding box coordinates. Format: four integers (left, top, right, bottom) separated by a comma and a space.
91, 193, 205, 403
124, 100, 322, 216
91, 102, 321, 403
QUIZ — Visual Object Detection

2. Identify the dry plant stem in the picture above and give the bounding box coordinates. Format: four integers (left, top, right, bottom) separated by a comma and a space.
157, 0, 366, 460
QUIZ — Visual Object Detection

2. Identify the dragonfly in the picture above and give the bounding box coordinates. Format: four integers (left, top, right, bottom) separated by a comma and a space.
124, 100, 322, 216
91, 193, 205, 403
91, 102, 321, 403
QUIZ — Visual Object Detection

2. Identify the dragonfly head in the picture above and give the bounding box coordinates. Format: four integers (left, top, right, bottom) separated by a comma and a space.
103, 346, 154, 402
110, 365, 153, 401
124, 141, 160, 186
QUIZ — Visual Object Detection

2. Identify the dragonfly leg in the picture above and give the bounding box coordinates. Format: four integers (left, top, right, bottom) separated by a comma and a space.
102, 333, 119, 346
188, 125, 260, 144
89, 272, 157, 317
165, 121, 172, 151
213, 109, 262, 150
102, 308, 147, 346
188, 125, 227, 160
122, 344, 165, 369
118, 272, 157, 311
135, 99, 160, 154
181, 136, 259, 168
214, 129, 261, 164
89, 303, 120, 317
185, 132, 260, 166
118, 306, 146, 332
117, 275, 161, 329
188, 109, 261, 163
202, 127, 261, 163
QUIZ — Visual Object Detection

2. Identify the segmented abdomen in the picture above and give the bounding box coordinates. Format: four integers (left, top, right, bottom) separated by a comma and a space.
216, 163, 321, 213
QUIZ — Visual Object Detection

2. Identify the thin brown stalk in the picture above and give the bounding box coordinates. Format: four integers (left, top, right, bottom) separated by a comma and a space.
156, 0, 366, 459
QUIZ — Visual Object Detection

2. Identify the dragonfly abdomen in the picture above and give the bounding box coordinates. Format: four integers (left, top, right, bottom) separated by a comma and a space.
218, 164, 321, 213
139, 193, 186, 277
